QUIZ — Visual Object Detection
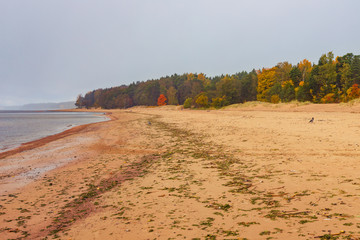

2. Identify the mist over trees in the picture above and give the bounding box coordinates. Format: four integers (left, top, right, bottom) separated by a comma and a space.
76, 52, 360, 109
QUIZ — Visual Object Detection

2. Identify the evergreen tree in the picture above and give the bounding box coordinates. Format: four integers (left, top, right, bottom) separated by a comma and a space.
352, 56, 360, 84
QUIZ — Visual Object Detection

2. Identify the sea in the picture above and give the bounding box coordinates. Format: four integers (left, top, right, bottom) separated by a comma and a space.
0, 111, 109, 152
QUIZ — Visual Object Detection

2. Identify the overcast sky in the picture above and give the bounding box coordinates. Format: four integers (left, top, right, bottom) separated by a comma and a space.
1, 0, 360, 106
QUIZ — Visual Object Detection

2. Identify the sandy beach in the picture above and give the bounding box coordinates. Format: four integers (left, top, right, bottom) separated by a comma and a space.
1, 103, 360, 239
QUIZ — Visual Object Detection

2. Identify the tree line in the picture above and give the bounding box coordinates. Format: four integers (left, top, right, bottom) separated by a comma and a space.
76, 52, 360, 109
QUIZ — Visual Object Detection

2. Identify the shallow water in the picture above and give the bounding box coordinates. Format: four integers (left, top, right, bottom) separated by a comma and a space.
0, 111, 108, 152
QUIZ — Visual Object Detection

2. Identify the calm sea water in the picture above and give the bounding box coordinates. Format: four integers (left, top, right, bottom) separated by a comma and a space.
0, 111, 109, 152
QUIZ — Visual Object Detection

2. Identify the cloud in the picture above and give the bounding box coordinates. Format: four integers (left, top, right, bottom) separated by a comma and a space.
1, 0, 360, 105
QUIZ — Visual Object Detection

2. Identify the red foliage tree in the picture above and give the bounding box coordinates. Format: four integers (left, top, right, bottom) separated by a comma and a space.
350, 84, 360, 99
157, 94, 167, 106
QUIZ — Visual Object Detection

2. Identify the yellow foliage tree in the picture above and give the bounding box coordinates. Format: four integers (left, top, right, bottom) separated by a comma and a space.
256, 67, 277, 101
187, 73, 195, 81
197, 73, 210, 87
195, 94, 209, 108
298, 59, 312, 81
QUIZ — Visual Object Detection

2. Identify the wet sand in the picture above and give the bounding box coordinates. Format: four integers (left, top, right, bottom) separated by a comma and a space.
1, 103, 360, 239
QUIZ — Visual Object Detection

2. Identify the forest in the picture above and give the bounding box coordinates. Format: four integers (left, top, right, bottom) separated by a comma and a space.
76, 52, 360, 109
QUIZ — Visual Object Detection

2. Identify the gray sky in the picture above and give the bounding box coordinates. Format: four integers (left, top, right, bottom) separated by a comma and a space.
1, 0, 360, 106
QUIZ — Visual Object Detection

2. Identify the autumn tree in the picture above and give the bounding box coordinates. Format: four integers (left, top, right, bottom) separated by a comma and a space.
198, 73, 210, 88
315, 52, 338, 101
166, 86, 178, 105
114, 94, 133, 108
157, 94, 167, 106
347, 84, 360, 100
187, 73, 195, 81
289, 66, 301, 86
183, 97, 193, 109
195, 93, 209, 108
267, 83, 282, 102
257, 67, 277, 101
298, 59, 312, 82
295, 80, 312, 102
133, 81, 160, 106
83, 91, 95, 109
216, 75, 240, 104
352, 56, 360, 84
75, 94, 84, 108
275, 62, 292, 84
237, 70, 258, 102
197, 73, 206, 81
190, 80, 203, 98
93, 89, 104, 108
270, 95, 280, 103
339, 63, 353, 91
177, 74, 192, 104
321, 93, 336, 103
211, 96, 228, 108
281, 82, 295, 102
75, 52, 360, 108
274, 62, 295, 102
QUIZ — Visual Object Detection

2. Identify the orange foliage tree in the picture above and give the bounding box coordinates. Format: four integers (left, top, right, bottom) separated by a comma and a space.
347, 84, 360, 100
187, 73, 195, 81
157, 94, 167, 106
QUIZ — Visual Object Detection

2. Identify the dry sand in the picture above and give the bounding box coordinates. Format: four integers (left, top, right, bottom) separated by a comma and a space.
1, 103, 360, 239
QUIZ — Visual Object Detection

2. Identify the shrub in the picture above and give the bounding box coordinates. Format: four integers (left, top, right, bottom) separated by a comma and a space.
270, 95, 280, 104
321, 93, 335, 103
211, 96, 227, 109
347, 84, 360, 100
195, 94, 209, 108
183, 98, 193, 109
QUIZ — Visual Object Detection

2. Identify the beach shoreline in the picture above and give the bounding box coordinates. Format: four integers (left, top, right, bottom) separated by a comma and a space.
1, 104, 360, 239
0, 110, 113, 159
0, 110, 114, 196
